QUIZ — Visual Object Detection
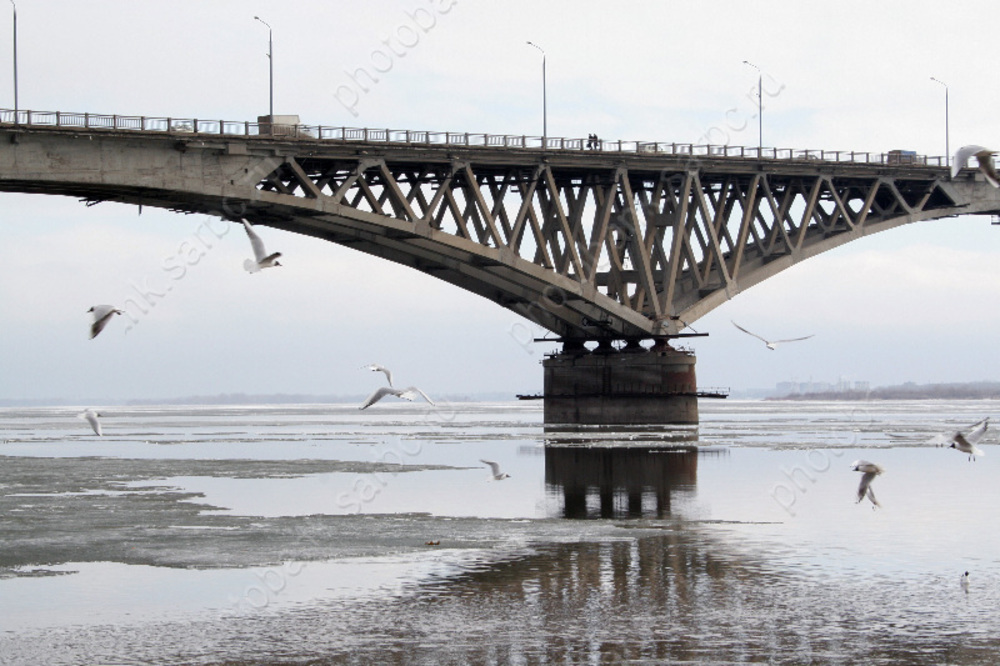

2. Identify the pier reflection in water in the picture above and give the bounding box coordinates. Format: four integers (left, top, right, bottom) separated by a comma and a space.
407, 535, 785, 664
396, 533, 992, 664
543, 427, 718, 519
387, 452, 993, 664
546, 446, 700, 519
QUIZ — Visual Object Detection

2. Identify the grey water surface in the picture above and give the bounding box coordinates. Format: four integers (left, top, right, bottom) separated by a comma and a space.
1, 400, 998, 664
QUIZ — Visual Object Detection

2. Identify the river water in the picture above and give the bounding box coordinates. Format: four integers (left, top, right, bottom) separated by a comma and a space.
1, 400, 998, 664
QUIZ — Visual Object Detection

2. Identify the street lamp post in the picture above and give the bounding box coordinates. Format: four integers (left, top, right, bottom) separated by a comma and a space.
930, 77, 949, 167
254, 16, 273, 120
9, 0, 16, 120
743, 60, 762, 153
526, 41, 546, 149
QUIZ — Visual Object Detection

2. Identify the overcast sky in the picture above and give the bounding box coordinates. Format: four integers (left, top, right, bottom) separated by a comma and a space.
2, 0, 1000, 402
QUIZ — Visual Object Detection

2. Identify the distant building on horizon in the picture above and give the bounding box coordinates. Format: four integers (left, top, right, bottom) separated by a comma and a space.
774, 379, 870, 397
729, 378, 871, 399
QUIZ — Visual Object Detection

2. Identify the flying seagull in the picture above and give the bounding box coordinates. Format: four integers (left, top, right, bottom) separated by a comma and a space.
851, 459, 884, 509
480, 459, 510, 480
78, 408, 103, 436
951, 145, 1000, 188
930, 417, 989, 461
732, 320, 814, 350
241, 218, 282, 273
362, 363, 393, 387
359, 385, 435, 410
88, 305, 123, 339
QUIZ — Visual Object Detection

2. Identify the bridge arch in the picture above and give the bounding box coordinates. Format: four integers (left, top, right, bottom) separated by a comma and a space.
2, 114, 999, 344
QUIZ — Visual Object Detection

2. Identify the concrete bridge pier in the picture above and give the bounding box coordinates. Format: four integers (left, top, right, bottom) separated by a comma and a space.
542, 338, 709, 426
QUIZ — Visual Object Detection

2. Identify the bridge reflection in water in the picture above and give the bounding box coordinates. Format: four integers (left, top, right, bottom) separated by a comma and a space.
543, 429, 725, 519
381, 443, 985, 663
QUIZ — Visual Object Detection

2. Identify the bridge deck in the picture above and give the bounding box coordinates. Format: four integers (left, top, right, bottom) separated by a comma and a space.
0, 107, 948, 178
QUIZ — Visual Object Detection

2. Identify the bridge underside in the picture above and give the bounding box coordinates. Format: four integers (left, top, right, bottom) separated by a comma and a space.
3, 124, 1000, 423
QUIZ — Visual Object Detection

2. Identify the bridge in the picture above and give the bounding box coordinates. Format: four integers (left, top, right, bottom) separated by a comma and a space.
2, 108, 999, 423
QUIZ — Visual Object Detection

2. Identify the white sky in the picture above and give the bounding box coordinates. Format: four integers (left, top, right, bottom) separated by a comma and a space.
2, 0, 1000, 401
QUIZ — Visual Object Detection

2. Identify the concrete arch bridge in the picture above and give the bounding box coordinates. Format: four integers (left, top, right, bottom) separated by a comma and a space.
2, 109, 998, 423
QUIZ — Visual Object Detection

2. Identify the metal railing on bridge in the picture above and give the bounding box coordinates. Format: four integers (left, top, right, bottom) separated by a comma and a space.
0, 108, 948, 168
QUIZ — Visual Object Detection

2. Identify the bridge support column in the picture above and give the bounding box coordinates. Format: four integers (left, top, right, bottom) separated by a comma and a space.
542, 340, 700, 425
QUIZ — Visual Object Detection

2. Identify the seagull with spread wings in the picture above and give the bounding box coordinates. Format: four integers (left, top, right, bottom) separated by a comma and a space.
362, 364, 394, 387
241, 219, 283, 273
78, 408, 103, 436
732, 320, 814, 350
359, 385, 435, 410
88, 305, 123, 339
480, 459, 510, 480
851, 459, 883, 508
952, 145, 1000, 188
929, 417, 989, 461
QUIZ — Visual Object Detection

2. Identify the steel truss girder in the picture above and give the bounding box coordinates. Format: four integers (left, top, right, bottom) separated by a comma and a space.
254, 153, 1000, 338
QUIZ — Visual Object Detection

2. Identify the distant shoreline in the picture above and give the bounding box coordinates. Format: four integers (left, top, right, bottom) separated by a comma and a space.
769, 381, 1000, 401
4, 382, 999, 408
0, 391, 527, 408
